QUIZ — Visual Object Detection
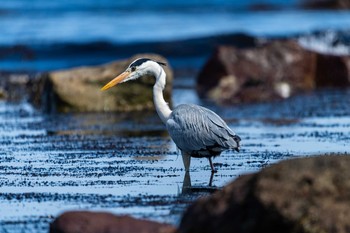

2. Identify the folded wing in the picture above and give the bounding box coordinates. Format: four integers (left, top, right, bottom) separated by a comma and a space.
166, 104, 239, 154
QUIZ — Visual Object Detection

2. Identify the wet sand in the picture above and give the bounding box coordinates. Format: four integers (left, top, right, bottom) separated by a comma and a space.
0, 84, 349, 232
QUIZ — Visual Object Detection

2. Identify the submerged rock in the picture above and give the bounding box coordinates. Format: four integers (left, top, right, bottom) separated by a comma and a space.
50, 211, 176, 233
197, 40, 350, 104
178, 155, 350, 233
45, 54, 173, 112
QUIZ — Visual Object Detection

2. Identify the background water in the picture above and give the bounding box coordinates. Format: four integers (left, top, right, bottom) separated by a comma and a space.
1, 0, 350, 44
1, 1, 350, 233
2, 4, 350, 45
1, 0, 350, 71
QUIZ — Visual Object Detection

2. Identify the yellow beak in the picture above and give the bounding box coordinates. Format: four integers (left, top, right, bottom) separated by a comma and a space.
101, 71, 130, 91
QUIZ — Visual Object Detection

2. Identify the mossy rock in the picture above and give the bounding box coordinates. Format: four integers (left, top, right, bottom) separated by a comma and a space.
48, 54, 173, 112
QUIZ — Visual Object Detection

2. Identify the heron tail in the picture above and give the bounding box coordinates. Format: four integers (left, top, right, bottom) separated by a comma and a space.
232, 135, 241, 152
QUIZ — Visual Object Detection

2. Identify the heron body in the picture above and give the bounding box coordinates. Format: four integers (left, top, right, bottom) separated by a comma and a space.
101, 58, 241, 173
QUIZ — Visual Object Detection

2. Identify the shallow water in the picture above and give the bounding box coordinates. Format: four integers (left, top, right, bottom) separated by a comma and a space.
1, 1, 350, 232
0, 84, 349, 232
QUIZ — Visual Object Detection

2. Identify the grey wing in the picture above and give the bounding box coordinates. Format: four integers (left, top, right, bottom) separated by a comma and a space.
166, 104, 240, 153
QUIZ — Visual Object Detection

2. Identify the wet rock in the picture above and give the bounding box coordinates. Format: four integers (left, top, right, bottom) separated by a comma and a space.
301, 0, 350, 9
50, 211, 176, 233
45, 54, 173, 112
197, 40, 315, 104
178, 155, 350, 233
315, 53, 350, 87
197, 40, 350, 104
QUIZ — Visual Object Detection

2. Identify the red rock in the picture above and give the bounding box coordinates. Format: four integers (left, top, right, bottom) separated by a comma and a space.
196, 40, 350, 104
178, 155, 350, 233
50, 211, 175, 233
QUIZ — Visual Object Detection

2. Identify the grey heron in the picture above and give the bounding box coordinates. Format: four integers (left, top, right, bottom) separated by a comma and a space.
101, 58, 241, 173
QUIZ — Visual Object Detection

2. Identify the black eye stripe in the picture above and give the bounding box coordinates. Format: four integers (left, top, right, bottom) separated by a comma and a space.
129, 58, 151, 69
128, 58, 167, 71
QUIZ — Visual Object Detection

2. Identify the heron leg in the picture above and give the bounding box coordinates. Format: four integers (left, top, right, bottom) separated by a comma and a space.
208, 157, 217, 173
181, 152, 191, 172
209, 172, 214, 186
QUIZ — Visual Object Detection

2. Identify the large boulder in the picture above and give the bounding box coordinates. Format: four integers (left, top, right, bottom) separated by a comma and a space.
50, 211, 175, 233
178, 155, 350, 233
197, 40, 350, 104
46, 54, 172, 112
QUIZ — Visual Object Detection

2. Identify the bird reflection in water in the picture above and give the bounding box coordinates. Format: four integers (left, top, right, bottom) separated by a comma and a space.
181, 171, 219, 195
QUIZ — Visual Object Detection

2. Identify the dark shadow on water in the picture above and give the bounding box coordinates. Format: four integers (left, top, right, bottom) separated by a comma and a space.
47, 129, 168, 137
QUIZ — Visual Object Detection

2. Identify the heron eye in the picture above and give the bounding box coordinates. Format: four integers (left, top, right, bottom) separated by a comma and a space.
130, 66, 136, 72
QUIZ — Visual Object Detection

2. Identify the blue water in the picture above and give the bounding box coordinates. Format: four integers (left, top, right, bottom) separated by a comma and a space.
1, 0, 350, 45
3, 10, 350, 45
1, 0, 350, 71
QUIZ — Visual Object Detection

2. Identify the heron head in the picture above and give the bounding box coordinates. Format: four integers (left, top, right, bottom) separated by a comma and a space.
101, 58, 166, 91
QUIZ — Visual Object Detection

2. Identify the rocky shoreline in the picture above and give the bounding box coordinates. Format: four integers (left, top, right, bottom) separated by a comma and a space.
1, 32, 350, 112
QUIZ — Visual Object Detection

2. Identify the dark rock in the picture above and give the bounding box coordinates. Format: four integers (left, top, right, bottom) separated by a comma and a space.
301, 0, 350, 9
196, 40, 350, 104
50, 211, 175, 233
178, 155, 350, 233
44, 54, 172, 112
315, 53, 350, 87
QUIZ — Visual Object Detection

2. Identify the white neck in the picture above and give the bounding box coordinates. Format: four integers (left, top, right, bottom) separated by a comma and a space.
152, 65, 172, 124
